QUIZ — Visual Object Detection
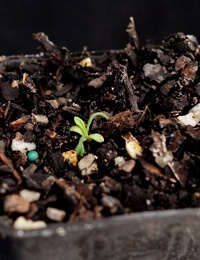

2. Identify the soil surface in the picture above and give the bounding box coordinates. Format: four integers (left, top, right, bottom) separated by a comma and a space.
1, 19, 200, 227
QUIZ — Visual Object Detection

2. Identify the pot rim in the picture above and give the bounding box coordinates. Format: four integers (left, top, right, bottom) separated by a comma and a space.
1, 207, 200, 237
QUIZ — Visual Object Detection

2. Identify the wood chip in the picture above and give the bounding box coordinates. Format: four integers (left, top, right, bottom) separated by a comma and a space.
0, 152, 22, 185
9, 115, 31, 130
119, 159, 136, 173
87, 74, 107, 88
122, 132, 142, 159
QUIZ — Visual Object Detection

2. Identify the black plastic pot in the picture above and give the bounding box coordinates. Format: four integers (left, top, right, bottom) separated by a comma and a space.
1, 52, 200, 260
1, 208, 200, 260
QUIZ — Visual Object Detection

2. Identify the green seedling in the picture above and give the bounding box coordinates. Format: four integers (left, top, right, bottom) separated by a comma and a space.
70, 112, 109, 156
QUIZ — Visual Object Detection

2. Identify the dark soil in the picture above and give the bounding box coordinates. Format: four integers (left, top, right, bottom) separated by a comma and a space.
1, 19, 200, 227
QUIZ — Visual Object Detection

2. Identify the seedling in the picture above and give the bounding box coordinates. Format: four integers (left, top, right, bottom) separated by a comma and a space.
70, 112, 109, 156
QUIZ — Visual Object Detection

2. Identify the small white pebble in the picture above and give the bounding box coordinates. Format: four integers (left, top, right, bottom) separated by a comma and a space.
46, 207, 66, 222
11, 139, 36, 153
19, 189, 41, 203
78, 154, 98, 176
114, 156, 125, 167
146, 199, 151, 206
13, 216, 47, 230
72, 103, 80, 108
101, 195, 120, 208
12, 80, 19, 88
32, 113, 49, 124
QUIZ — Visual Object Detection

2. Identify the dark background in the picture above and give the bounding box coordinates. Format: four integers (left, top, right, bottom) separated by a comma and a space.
0, 0, 200, 55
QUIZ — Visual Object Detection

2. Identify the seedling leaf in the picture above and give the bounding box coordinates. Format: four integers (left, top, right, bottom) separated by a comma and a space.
69, 126, 85, 136
89, 133, 104, 143
74, 117, 87, 134
87, 112, 109, 132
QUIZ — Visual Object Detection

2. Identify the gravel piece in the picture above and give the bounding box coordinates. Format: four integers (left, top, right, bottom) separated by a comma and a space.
19, 189, 41, 202
4, 194, 30, 213
46, 207, 66, 222
13, 216, 47, 230
78, 154, 98, 176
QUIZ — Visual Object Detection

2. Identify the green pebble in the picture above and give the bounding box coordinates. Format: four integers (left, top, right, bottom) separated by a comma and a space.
27, 150, 39, 162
